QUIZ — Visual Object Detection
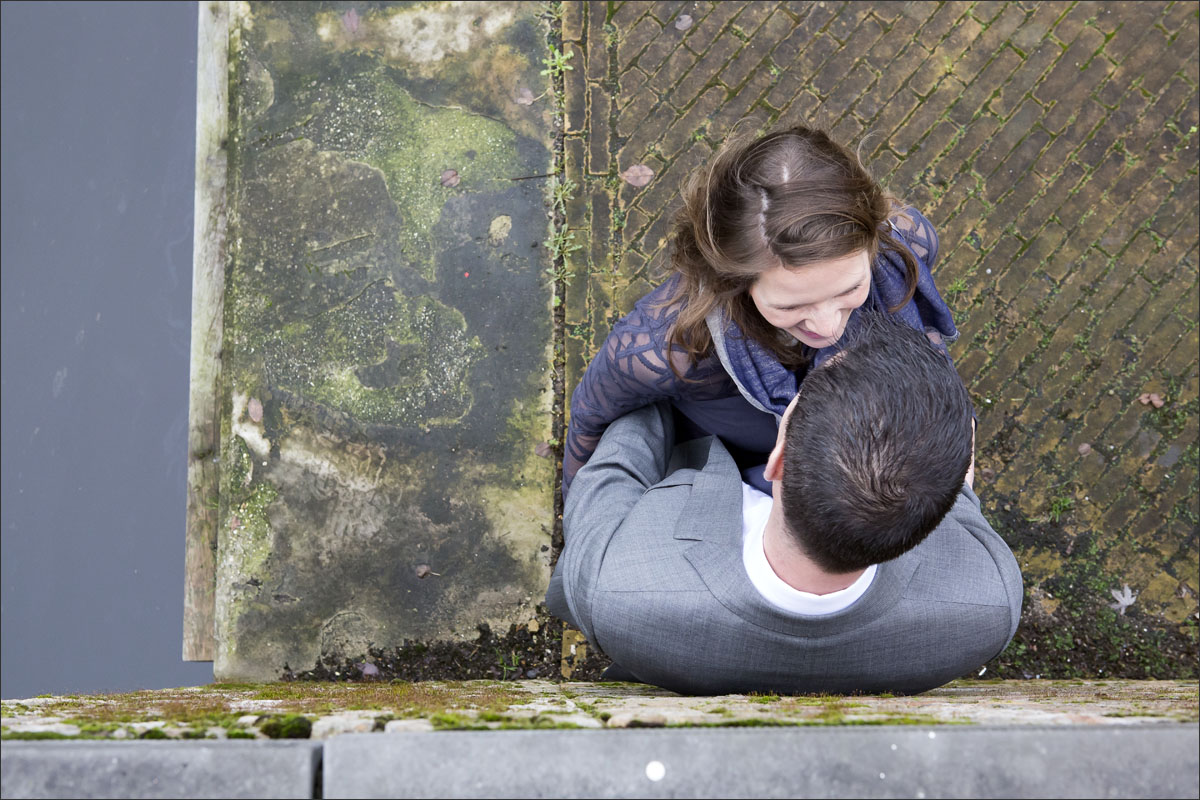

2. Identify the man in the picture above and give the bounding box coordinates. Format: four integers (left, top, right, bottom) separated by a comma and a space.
546, 313, 1021, 695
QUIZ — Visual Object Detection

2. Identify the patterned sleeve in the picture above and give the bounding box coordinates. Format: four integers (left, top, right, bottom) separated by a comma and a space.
877, 207, 958, 349
563, 279, 729, 495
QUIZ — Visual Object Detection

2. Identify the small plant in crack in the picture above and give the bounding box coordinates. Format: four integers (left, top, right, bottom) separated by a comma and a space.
540, 45, 574, 79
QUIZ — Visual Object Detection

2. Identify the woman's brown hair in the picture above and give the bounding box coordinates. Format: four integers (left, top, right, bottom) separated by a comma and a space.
665, 124, 919, 372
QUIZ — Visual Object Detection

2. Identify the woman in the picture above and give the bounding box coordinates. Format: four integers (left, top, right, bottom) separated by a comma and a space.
564, 125, 958, 494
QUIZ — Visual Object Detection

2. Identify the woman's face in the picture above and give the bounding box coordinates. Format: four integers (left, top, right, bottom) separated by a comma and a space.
747, 250, 872, 348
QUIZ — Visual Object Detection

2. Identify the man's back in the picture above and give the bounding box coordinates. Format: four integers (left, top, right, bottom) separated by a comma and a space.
547, 404, 1022, 695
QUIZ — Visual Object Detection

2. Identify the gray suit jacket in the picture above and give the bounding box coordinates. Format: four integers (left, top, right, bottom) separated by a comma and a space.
546, 403, 1023, 695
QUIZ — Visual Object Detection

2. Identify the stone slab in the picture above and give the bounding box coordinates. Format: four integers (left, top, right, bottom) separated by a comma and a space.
0, 741, 320, 799
207, 1, 557, 681
323, 726, 1200, 799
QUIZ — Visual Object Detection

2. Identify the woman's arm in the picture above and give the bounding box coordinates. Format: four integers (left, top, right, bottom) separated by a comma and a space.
563, 281, 727, 495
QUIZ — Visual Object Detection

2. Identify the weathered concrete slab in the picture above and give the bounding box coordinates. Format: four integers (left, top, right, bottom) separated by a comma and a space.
0, 740, 320, 799
202, 2, 557, 680
4, 680, 1195, 740
323, 726, 1200, 799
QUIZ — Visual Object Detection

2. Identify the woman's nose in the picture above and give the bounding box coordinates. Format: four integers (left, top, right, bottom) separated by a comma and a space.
805, 307, 840, 339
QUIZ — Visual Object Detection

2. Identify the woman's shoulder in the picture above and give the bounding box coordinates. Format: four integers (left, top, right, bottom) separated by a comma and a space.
621, 274, 686, 331
885, 206, 938, 269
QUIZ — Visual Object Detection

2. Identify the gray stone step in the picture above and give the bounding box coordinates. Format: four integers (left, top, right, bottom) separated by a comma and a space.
323, 725, 1200, 799
1, 740, 320, 799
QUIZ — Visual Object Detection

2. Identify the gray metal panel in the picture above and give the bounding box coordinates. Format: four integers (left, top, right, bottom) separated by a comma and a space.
1, 741, 320, 800
324, 726, 1200, 799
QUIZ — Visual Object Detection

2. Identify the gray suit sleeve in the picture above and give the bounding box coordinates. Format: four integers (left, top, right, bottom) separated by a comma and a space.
553, 403, 675, 645
956, 484, 1024, 647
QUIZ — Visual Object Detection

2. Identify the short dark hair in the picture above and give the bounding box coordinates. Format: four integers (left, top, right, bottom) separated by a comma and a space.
780, 312, 973, 573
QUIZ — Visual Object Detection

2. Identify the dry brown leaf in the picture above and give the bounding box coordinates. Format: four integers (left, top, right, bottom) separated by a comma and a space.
440, 169, 460, 188
621, 164, 655, 187
515, 87, 535, 106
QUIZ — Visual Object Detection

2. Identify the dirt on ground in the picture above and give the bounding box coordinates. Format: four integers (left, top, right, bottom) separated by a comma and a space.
284, 614, 612, 684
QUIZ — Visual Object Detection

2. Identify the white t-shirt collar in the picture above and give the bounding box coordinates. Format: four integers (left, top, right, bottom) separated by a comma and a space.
741, 483, 876, 615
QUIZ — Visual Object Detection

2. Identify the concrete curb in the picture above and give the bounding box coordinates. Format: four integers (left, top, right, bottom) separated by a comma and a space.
5, 726, 1197, 798
1, 740, 320, 799
322, 725, 1200, 799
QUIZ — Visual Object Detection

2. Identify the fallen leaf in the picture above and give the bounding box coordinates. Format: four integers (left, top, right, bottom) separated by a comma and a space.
535, 442, 553, 458
515, 87, 535, 106
1149, 392, 1164, 408
621, 164, 655, 187
415, 564, 434, 579
674, 13, 693, 31
1108, 584, 1137, 615
341, 8, 360, 35
248, 397, 263, 423
1077, 443, 1092, 456
440, 169, 460, 188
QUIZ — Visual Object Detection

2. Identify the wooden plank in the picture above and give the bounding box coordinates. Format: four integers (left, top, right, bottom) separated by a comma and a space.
183, 0, 229, 663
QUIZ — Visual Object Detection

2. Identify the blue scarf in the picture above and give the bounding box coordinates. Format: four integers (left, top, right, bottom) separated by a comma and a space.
713, 246, 958, 418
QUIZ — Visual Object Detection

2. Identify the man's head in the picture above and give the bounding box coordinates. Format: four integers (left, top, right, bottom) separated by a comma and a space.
763, 312, 973, 573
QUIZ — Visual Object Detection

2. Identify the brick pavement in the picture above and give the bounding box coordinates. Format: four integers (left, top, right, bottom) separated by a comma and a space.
558, 1, 1199, 672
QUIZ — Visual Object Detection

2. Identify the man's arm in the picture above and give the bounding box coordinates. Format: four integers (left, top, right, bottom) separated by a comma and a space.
564, 402, 675, 541
552, 403, 675, 645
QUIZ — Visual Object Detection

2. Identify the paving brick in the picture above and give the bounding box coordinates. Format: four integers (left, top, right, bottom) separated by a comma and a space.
586, 3, 610, 84
1099, 13, 1158, 66
615, 88, 661, 139
826, 2, 872, 45
1100, 26, 1170, 105
901, 0, 941, 31
918, 2, 975, 52
946, 47, 1023, 127
611, 0, 647, 31
1041, 55, 1113, 134
889, 80, 959, 156
636, 24, 684, 77
647, 43, 700, 97
667, 30, 741, 107
871, 86, 923, 147
864, 11, 919, 70
618, 14, 662, 70
824, 62, 880, 121
1010, 2, 1062, 55
710, 68, 772, 136
588, 85, 611, 175
563, 0, 585, 41
646, 1, 688, 26
657, 86, 724, 161
992, 38, 1061, 119
958, 4, 1028, 82
811, 43, 861, 99
717, 35, 767, 91
680, 1, 744, 56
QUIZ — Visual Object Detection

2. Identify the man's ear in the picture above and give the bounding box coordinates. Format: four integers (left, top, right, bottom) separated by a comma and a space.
765, 393, 801, 483
764, 437, 785, 482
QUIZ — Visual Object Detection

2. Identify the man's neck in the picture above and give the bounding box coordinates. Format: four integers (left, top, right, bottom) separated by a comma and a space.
762, 498, 866, 595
